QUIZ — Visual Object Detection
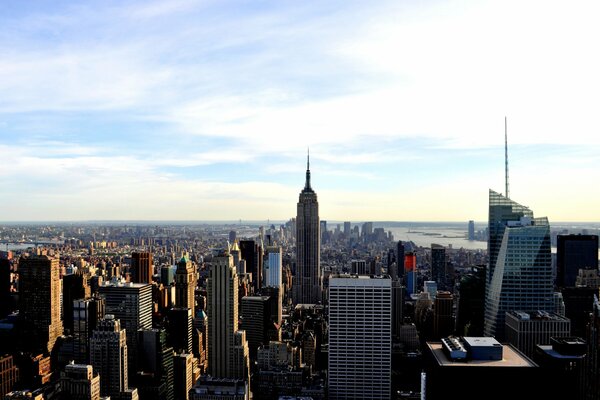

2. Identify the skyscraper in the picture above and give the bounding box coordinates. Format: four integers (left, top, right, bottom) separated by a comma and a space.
90, 315, 137, 399
468, 220, 475, 241
136, 329, 174, 400
240, 240, 262, 292
431, 244, 446, 289
208, 251, 243, 379
294, 153, 321, 304
264, 246, 282, 288
73, 297, 106, 364
556, 235, 599, 288
131, 252, 154, 284
175, 255, 196, 315
59, 363, 101, 400
18, 254, 63, 354
484, 192, 554, 340
98, 280, 152, 375
328, 276, 392, 400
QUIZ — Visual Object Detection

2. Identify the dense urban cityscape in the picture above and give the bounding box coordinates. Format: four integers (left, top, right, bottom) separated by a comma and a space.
0, 157, 599, 400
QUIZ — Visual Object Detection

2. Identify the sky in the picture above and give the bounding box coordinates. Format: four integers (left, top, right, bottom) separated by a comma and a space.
1, 0, 600, 222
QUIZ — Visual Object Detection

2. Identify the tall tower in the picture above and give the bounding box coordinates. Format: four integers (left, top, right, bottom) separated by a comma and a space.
175, 255, 197, 315
328, 276, 392, 400
90, 315, 134, 399
484, 193, 554, 340
18, 254, 63, 354
294, 151, 321, 304
131, 252, 154, 284
207, 251, 240, 379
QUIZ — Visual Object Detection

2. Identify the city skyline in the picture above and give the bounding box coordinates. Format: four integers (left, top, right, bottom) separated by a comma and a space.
2, 1, 600, 222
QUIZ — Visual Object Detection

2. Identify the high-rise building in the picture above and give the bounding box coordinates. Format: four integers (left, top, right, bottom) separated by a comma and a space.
351, 260, 368, 275
63, 272, 91, 335
328, 276, 392, 400
456, 266, 486, 336
294, 153, 321, 305
167, 307, 193, 354
556, 235, 599, 288
0, 355, 18, 397
18, 254, 63, 354
505, 310, 571, 359
431, 244, 446, 289
175, 255, 196, 315
131, 252, 154, 284
433, 291, 454, 339
396, 241, 405, 281
59, 363, 101, 400
90, 315, 138, 399
562, 287, 596, 338
136, 329, 174, 400
98, 279, 152, 375
264, 246, 282, 288
344, 222, 351, 236
0, 253, 12, 319
405, 252, 417, 296
73, 297, 106, 364
239, 240, 262, 292
173, 353, 194, 400
468, 220, 475, 241
208, 252, 244, 379
484, 191, 554, 341
240, 296, 271, 359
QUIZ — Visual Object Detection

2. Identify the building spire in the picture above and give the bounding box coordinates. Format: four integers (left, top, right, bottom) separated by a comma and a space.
304, 148, 312, 190
505, 116, 510, 199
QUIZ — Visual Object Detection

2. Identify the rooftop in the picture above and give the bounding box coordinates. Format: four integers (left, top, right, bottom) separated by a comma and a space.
427, 342, 536, 368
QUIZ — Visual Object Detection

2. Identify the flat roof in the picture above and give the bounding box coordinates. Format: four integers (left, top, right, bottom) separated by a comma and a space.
462, 337, 502, 348
427, 343, 536, 368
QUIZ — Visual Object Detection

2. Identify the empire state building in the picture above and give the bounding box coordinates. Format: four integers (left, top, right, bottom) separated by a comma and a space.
294, 152, 322, 304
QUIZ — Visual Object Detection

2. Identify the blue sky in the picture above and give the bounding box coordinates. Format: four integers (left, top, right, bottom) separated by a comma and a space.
2, 0, 600, 221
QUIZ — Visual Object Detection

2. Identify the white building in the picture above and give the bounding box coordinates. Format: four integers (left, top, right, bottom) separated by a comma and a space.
328, 275, 392, 400
264, 246, 282, 288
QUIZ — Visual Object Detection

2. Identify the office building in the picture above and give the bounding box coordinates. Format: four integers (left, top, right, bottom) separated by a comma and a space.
456, 266, 485, 336
0, 355, 18, 397
90, 315, 137, 399
405, 252, 417, 296
329, 276, 392, 400
468, 220, 475, 241
208, 251, 249, 379
264, 246, 282, 288
0, 253, 12, 319
431, 244, 446, 289
240, 240, 263, 292
391, 281, 404, 338
63, 272, 91, 335
351, 260, 367, 275
136, 329, 174, 400
424, 337, 544, 400
98, 279, 152, 374
433, 291, 454, 339
189, 377, 249, 400
344, 222, 351, 236
131, 252, 154, 284
73, 297, 106, 364
424, 281, 438, 300
240, 296, 271, 359
505, 310, 571, 359
557, 235, 598, 288
534, 337, 586, 400
18, 254, 63, 354
59, 363, 101, 400
167, 307, 193, 354
294, 153, 321, 304
173, 353, 194, 400
396, 241, 405, 281
175, 255, 197, 315
484, 192, 554, 340
562, 287, 596, 338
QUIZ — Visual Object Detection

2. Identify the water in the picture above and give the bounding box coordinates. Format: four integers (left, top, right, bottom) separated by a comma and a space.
385, 226, 487, 250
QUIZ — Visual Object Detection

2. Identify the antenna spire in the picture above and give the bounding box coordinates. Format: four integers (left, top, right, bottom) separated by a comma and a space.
304, 148, 312, 191
505, 116, 510, 199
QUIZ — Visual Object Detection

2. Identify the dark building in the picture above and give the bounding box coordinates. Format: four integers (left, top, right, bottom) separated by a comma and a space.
433, 291, 454, 339
18, 255, 63, 354
396, 241, 405, 281
240, 240, 262, 292
534, 337, 586, 400
73, 297, 106, 364
431, 244, 446, 289
456, 266, 486, 336
294, 153, 321, 304
240, 296, 272, 359
62, 272, 91, 335
557, 235, 598, 288
136, 329, 175, 400
424, 337, 547, 400
0, 354, 18, 397
0, 254, 13, 319
132, 252, 154, 284
167, 307, 193, 354
562, 287, 596, 338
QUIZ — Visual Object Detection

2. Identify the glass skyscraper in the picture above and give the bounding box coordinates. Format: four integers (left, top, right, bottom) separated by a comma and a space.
484, 191, 554, 340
